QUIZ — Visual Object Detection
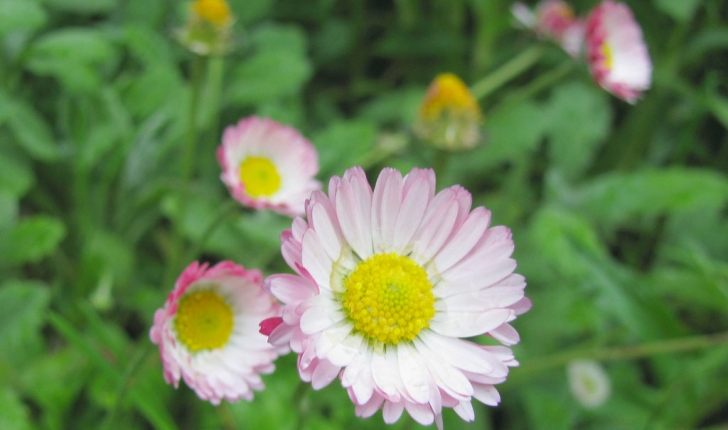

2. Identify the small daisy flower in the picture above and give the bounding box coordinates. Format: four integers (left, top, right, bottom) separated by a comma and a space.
414, 73, 483, 151
585, 1, 651, 103
567, 360, 611, 408
261, 167, 530, 428
511, 0, 584, 57
218, 116, 321, 217
150, 261, 286, 404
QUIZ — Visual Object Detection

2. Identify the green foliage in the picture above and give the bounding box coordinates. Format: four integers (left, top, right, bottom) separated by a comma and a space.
1, 0, 727, 429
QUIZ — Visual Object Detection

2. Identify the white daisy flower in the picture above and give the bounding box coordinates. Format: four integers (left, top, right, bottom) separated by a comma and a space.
150, 261, 286, 404
261, 166, 531, 428
217, 116, 321, 217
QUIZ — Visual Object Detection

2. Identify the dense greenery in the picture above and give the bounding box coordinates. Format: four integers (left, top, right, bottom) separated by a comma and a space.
1, 0, 727, 429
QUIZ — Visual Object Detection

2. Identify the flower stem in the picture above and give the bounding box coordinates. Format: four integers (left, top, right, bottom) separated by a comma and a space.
492, 60, 576, 112
100, 343, 154, 430
511, 330, 728, 384
185, 200, 240, 262
431, 148, 451, 179
470, 45, 545, 101
162, 53, 207, 288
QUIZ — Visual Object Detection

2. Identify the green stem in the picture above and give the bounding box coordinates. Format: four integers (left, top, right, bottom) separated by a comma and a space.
101, 343, 154, 430
470, 45, 545, 101
162, 53, 207, 288
216, 402, 240, 430
185, 200, 240, 262
431, 148, 451, 179
512, 330, 728, 383
492, 60, 576, 112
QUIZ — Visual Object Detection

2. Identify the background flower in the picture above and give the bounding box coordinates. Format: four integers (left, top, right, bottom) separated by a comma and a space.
263, 166, 530, 428
150, 261, 286, 404
585, 0, 652, 103
218, 116, 321, 217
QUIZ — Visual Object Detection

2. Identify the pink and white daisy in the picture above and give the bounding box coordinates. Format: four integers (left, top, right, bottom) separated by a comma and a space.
261, 167, 531, 428
218, 116, 321, 217
150, 261, 287, 404
511, 0, 585, 57
585, 1, 651, 103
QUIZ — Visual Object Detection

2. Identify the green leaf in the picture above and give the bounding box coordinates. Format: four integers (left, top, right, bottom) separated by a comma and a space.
545, 82, 612, 179
226, 51, 313, 105
0, 149, 34, 197
0, 387, 33, 430
6, 99, 62, 161
358, 87, 423, 125
42, 0, 117, 14
230, 0, 273, 24
123, 64, 183, 118
653, 0, 701, 22
226, 25, 312, 105
570, 168, 728, 226
26, 28, 117, 92
0, 0, 47, 35
483, 99, 548, 165
0, 280, 51, 366
311, 119, 378, 178
3, 215, 66, 264
19, 347, 88, 430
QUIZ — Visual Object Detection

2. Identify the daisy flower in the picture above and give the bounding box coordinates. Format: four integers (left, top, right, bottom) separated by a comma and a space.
150, 261, 286, 404
585, 1, 651, 103
511, 0, 585, 57
567, 360, 611, 408
177, 0, 235, 55
218, 116, 321, 217
261, 167, 530, 428
414, 73, 483, 151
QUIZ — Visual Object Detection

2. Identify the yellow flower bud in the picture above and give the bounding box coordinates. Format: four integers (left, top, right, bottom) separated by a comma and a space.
415, 73, 483, 151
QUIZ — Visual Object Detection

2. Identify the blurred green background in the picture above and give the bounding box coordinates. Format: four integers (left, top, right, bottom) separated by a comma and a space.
1, 0, 728, 429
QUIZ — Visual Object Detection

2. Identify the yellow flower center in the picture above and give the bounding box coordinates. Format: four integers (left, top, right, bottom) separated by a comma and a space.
602, 42, 614, 71
419, 73, 482, 121
342, 253, 435, 345
192, 0, 233, 27
174, 289, 234, 352
239, 156, 282, 198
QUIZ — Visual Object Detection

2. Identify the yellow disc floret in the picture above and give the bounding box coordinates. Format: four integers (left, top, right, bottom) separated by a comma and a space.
192, 0, 233, 27
174, 289, 234, 352
418, 73, 482, 121
239, 156, 282, 198
601, 42, 614, 71
342, 253, 436, 345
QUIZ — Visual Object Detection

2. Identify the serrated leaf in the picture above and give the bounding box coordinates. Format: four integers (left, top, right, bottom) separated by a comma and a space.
5, 215, 66, 264
0, 0, 47, 35
570, 168, 728, 226
545, 82, 612, 179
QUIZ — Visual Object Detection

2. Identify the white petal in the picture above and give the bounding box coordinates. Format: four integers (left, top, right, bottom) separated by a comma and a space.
405, 401, 435, 425
371, 168, 403, 252
311, 359, 342, 390
430, 308, 513, 338
454, 400, 475, 421
488, 323, 521, 346
301, 229, 333, 291
472, 383, 501, 406
434, 207, 492, 272
393, 175, 431, 250
383, 401, 405, 424
397, 343, 432, 404
310, 200, 342, 261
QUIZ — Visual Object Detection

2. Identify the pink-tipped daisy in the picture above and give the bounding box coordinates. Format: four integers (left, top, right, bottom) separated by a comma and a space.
218, 116, 321, 217
150, 261, 287, 404
585, 1, 651, 103
511, 0, 585, 57
261, 166, 530, 428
